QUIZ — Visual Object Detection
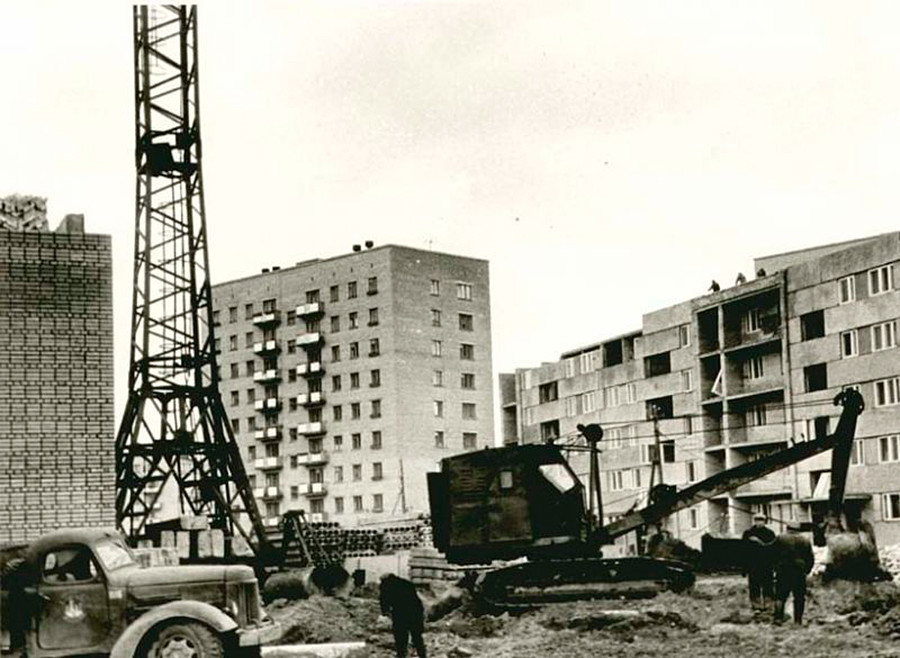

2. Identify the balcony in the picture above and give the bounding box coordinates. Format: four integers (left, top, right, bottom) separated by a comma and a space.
254, 397, 281, 413
732, 471, 792, 498
297, 391, 325, 406
252, 310, 282, 327
253, 339, 280, 355
308, 512, 329, 523
253, 486, 282, 500
254, 426, 282, 441
296, 362, 323, 377
253, 368, 282, 384
296, 450, 329, 466
296, 302, 324, 317
729, 424, 788, 448
296, 332, 323, 348
297, 421, 326, 435
264, 516, 281, 528
300, 482, 327, 497
254, 456, 283, 470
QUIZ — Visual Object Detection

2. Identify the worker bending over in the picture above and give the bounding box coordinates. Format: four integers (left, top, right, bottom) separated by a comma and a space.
379, 572, 427, 658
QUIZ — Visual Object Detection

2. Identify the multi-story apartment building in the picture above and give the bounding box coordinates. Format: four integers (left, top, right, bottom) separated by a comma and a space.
212, 244, 494, 528
0, 196, 114, 543
503, 232, 900, 553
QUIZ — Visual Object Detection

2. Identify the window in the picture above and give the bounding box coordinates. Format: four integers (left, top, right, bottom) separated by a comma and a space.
804, 364, 828, 393
605, 386, 620, 408
347, 281, 357, 299
229, 306, 238, 323
248, 445, 257, 461
538, 381, 558, 403
244, 303, 254, 320
686, 461, 697, 482
432, 370, 443, 387
646, 396, 673, 420
371, 399, 382, 418
212, 310, 220, 325
564, 358, 577, 378
245, 331, 256, 348
335, 497, 344, 514
369, 338, 380, 357
460, 343, 474, 360
371, 431, 382, 449
681, 369, 693, 392
461, 373, 475, 390
431, 430, 445, 449
678, 324, 691, 348
580, 351, 597, 373
368, 276, 378, 295
42, 546, 98, 583
869, 265, 893, 296
373, 494, 384, 512
229, 335, 238, 351
801, 310, 825, 341
431, 309, 442, 327
462, 403, 476, 420
882, 493, 900, 520
231, 418, 240, 433
433, 400, 444, 418
332, 375, 342, 392
350, 373, 360, 389
352, 433, 362, 450
351, 402, 361, 419
875, 377, 900, 407
368, 308, 379, 326
430, 279, 440, 296
463, 432, 477, 449
662, 440, 675, 463
806, 416, 831, 440
230, 363, 240, 378
289, 486, 298, 501
879, 435, 900, 463
350, 342, 359, 359
583, 391, 597, 413
607, 471, 625, 492
352, 464, 362, 481
214, 338, 221, 353
331, 345, 341, 362
330, 315, 340, 332
230, 391, 239, 406
305, 290, 319, 304
353, 496, 363, 512
746, 404, 767, 426
459, 313, 473, 331
372, 462, 383, 480
289, 397, 298, 411
744, 309, 761, 333
540, 420, 560, 442
333, 405, 343, 421
743, 356, 764, 380
565, 396, 578, 417
330, 285, 339, 302
644, 352, 671, 377
872, 321, 896, 351
334, 466, 344, 483
334, 435, 343, 451
632, 468, 642, 489
287, 339, 297, 356
248, 417, 257, 431
432, 340, 443, 357
370, 369, 381, 387
850, 439, 864, 466
310, 499, 325, 514
841, 330, 858, 358
456, 282, 472, 300
286, 310, 296, 326
349, 312, 359, 329
689, 509, 699, 529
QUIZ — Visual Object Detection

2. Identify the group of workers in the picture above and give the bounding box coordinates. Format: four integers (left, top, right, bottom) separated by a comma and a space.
742, 513, 815, 624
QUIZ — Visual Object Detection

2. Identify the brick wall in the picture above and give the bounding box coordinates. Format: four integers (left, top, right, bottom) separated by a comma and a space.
0, 229, 114, 543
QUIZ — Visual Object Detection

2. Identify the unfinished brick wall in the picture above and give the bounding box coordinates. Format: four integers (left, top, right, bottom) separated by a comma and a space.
0, 226, 114, 543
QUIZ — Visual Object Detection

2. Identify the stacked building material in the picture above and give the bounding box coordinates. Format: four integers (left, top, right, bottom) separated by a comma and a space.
0, 195, 49, 232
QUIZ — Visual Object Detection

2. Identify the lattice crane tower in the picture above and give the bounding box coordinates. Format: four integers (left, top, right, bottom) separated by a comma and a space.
115, 5, 268, 556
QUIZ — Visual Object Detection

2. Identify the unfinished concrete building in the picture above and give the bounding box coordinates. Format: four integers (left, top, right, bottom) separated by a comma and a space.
0, 195, 114, 543
504, 232, 900, 552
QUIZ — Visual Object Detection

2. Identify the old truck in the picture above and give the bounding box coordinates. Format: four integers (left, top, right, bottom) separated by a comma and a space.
1, 527, 279, 657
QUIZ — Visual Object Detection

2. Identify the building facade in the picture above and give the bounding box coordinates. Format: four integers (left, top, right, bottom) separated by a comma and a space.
503, 232, 900, 553
211, 244, 494, 528
0, 196, 114, 543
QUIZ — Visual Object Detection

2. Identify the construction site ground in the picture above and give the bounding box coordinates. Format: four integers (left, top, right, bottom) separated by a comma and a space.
264, 574, 900, 658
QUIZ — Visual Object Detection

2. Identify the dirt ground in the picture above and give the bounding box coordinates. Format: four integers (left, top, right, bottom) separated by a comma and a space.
264, 574, 900, 658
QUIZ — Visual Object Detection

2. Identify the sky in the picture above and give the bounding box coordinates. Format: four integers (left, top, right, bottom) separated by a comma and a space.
3, 0, 900, 423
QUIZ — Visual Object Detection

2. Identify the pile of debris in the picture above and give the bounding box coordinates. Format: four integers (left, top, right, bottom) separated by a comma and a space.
877, 544, 900, 581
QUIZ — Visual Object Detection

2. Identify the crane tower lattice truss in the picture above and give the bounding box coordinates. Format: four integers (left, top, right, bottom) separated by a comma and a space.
115, 5, 267, 555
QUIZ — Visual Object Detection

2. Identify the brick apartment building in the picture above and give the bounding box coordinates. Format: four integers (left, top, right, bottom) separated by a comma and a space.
0, 195, 114, 543
211, 244, 494, 528
502, 232, 900, 553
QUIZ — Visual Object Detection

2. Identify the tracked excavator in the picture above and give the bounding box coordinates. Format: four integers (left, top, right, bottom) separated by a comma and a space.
427, 389, 882, 608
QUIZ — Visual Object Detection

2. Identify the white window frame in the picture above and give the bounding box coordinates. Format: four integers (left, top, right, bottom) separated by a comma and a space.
879, 435, 900, 463
564, 358, 577, 378
881, 493, 900, 521
746, 404, 767, 427
580, 351, 597, 373
686, 460, 697, 482
874, 377, 900, 407
743, 356, 764, 380
744, 309, 761, 333
869, 265, 893, 296
840, 329, 858, 358
689, 508, 699, 529
679, 324, 691, 348
839, 275, 856, 304
625, 383, 637, 404
605, 386, 620, 408
607, 470, 625, 492
583, 391, 597, 413
681, 369, 693, 392
850, 439, 864, 466
431, 340, 442, 357
565, 396, 578, 417
632, 468, 642, 489
456, 281, 473, 301
871, 321, 896, 352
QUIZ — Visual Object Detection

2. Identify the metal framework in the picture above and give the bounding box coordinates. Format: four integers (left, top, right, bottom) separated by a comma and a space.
115, 5, 267, 555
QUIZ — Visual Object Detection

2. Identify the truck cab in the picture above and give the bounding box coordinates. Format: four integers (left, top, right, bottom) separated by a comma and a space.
2, 527, 279, 657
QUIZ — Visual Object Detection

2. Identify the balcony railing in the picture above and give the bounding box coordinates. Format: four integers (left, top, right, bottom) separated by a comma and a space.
254, 426, 282, 441
252, 310, 282, 327
253, 486, 282, 500
253, 339, 280, 355
301, 482, 327, 496
296, 302, 324, 317
264, 516, 281, 528
297, 421, 326, 435
254, 397, 281, 413
296, 362, 323, 377
296, 450, 329, 466
297, 391, 325, 406
296, 332, 323, 347
254, 456, 283, 470
253, 368, 281, 384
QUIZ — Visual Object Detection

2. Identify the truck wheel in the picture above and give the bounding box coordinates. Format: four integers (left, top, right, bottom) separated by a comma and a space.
146, 622, 224, 658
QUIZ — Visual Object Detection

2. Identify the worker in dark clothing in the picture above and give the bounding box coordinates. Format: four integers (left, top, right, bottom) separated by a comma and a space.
771, 526, 814, 625
709, 280, 721, 292
742, 513, 776, 611
379, 573, 427, 658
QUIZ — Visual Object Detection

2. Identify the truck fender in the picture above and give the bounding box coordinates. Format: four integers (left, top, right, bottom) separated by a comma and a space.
109, 599, 238, 658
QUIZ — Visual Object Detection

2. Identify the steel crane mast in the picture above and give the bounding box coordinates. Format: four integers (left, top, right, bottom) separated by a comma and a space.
115, 5, 268, 556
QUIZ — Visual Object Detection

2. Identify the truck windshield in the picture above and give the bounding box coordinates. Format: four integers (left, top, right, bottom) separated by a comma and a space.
539, 463, 577, 493
94, 540, 136, 571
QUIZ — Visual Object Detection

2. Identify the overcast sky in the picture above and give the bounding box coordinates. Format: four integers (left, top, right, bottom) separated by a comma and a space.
4, 1, 900, 420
